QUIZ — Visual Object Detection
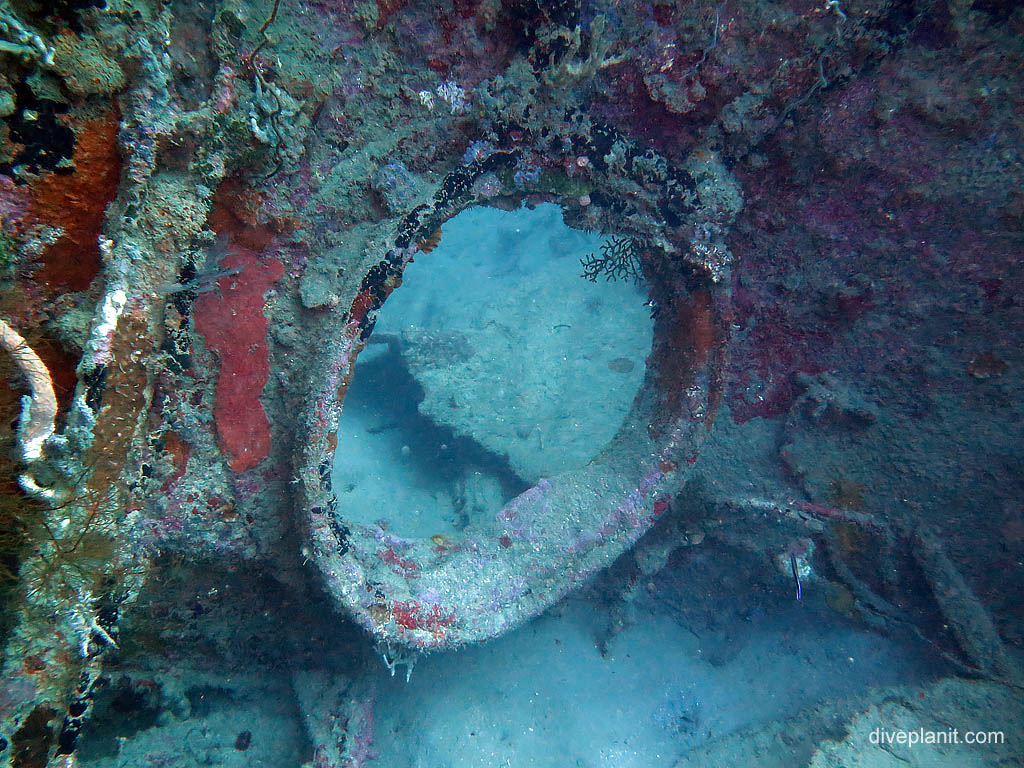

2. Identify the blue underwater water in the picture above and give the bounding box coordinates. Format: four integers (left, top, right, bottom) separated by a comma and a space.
332, 204, 651, 538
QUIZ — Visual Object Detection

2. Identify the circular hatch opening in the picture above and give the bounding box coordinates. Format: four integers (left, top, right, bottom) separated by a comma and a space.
332, 203, 653, 540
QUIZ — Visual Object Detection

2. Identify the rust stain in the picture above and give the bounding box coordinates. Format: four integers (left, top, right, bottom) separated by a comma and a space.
650, 288, 724, 436
85, 310, 153, 497
29, 110, 122, 292
206, 178, 296, 252
416, 226, 443, 253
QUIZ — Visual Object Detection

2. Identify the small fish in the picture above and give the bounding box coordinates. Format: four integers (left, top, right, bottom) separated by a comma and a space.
157, 233, 244, 294
157, 264, 244, 295
790, 552, 803, 602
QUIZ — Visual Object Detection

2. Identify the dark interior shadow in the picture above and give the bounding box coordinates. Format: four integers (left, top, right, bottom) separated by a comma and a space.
343, 336, 531, 508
